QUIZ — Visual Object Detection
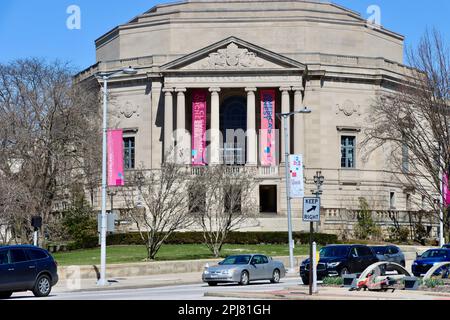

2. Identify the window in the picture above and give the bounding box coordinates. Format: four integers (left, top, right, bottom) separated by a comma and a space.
356, 246, 372, 257
27, 249, 48, 261
0, 250, 8, 265
402, 143, 409, 172
188, 184, 206, 214
9, 249, 29, 263
406, 194, 411, 210
124, 137, 135, 170
341, 136, 355, 168
390, 192, 396, 209
261, 256, 269, 264
389, 247, 399, 254
251, 256, 264, 265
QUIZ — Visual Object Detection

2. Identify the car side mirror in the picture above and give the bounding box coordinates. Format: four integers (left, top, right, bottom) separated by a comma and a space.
416, 253, 421, 259
218, 261, 223, 265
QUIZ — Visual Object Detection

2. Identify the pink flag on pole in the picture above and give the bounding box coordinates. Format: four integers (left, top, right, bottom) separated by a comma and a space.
107, 129, 125, 187
444, 172, 450, 207
192, 90, 207, 166
260, 90, 276, 166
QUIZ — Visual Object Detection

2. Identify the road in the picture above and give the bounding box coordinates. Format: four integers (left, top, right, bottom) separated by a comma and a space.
13, 278, 302, 300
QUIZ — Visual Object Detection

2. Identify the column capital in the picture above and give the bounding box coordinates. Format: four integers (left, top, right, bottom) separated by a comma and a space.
245, 87, 257, 93
162, 87, 174, 93
292, 86, 304, 92
209, 87, 221, 93
279, 86, 292, 92
175, 88, 187, 93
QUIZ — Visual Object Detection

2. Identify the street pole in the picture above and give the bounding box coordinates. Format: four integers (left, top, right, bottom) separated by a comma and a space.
439, 144, 445, 247
33, 229, 38, 247
309, 221, 313, 295
98, 76, 108, 286
282, 114, 295, 273
95, 67, 137, 287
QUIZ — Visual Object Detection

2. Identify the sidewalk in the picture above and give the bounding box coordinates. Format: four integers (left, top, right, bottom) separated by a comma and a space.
205, 286, 450, 301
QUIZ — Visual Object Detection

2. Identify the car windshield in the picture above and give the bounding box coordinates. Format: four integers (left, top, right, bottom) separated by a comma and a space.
320, 246, 349, 258
371, 246, 387, 255
421, 250, 448, 258
221, 255, 251, 265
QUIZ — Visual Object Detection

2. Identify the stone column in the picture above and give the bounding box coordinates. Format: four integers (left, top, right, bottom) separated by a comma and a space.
175, 88, 188, 164
293, 87, 305, 156
163, 87, 174, 162
280, 87, 291, 163
209, 87, 221, 165
246, 87, 257, 166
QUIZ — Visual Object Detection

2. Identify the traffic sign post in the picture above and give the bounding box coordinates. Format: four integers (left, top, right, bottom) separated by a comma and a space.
303, 197, 320, 295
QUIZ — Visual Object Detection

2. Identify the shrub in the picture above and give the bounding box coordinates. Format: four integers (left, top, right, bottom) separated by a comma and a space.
353, 197, 381, 240
322, 277, 344, 286
422, 278, 445, 288
63, 231, 338, 250
62, 202, 98, 249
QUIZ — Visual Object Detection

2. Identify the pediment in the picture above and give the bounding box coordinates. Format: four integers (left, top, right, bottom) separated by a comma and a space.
161, 37, 306, 72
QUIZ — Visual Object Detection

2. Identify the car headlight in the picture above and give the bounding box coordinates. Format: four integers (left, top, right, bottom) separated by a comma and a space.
204, 269, 210, 275
412, 262, 417, 266
327, 262, 341, 268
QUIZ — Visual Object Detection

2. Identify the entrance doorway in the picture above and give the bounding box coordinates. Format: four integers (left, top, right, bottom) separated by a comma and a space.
259, 185, 277, 214
220, 96, 247, 165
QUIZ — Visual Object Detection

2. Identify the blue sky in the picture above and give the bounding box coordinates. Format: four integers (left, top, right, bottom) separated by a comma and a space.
0, 0, 449, 71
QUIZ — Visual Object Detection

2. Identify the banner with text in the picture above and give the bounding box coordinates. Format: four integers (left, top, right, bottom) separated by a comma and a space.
107, 129, 125, 187
289, 154, 305, 198
192, 89, 207, 166
260, 89, 276, 166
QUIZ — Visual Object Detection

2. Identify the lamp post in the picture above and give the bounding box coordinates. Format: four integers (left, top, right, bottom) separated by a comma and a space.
276, 107, 311, 273
310, 171, 324, 295
95, 67, 137, 286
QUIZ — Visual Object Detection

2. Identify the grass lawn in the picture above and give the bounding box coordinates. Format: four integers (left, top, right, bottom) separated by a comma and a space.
52, 244, 314, 266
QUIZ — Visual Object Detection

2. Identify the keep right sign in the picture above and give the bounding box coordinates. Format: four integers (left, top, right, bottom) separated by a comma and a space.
303, 197, 321, 222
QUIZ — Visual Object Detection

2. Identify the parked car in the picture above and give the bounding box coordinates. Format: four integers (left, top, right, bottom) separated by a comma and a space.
370, 245, 406, 267
202, 254, 286, 286
0, 245, 58, 299
300, 245, 378, 285
412, 248, 450, 277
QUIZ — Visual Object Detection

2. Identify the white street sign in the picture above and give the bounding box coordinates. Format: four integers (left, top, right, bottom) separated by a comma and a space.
289, 154, 305, 198
303, 197, 321, 222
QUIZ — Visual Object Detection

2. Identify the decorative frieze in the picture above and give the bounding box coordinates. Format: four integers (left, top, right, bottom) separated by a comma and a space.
202, 43, 265, 69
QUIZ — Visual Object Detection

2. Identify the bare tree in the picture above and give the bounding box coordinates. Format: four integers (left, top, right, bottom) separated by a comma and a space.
362, 29, 450, 241
0, 59, 101, 244
121, 163, 193, 260
190, 166, 258, 257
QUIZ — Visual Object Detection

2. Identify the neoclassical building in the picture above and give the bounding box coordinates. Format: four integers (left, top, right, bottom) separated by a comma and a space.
78, 0, 438, 236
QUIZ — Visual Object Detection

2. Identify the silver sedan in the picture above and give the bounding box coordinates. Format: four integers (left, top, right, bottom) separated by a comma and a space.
202, 254, 286, 286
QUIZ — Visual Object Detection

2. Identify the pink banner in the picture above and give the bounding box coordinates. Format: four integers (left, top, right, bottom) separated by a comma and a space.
261, 90, 276, 166
107, 129, 125, 187
444, 173, 450, 207
192, 90, 207, 166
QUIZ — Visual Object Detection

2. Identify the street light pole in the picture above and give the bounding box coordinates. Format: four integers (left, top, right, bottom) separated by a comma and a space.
310, 171, 324, 295
277, 108, 311, 273
96, 67, 137, 286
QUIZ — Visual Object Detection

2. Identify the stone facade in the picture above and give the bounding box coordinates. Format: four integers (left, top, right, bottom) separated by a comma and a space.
78, 0, 438, 237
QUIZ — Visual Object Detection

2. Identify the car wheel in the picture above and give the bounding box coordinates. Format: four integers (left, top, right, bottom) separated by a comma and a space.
271, 269, 281, 284
239, 271, 250, 286
0, 292, 12, 299
301, 276, 310, 285
32, 274, 52, 297
208, 282, 218, 287
340, 267, 350, 276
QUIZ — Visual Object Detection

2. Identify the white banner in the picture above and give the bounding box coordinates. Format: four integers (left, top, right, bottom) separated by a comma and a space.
289, 154, 305, 198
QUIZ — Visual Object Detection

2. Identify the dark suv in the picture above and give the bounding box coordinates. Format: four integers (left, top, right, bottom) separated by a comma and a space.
0, 245, 58, 299
300, 244, 378, 285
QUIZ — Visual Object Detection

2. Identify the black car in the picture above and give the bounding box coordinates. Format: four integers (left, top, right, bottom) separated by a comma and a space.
300, 244, 378, 285
0, 245, 58, 299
